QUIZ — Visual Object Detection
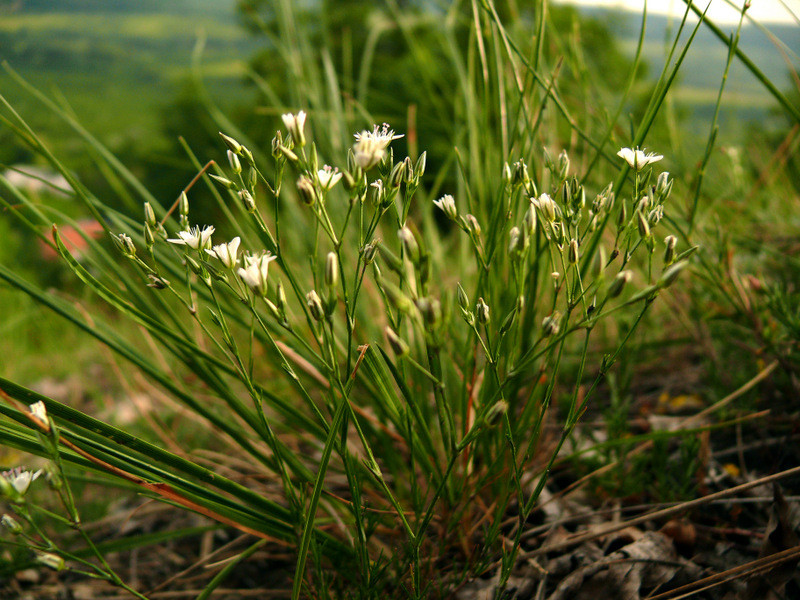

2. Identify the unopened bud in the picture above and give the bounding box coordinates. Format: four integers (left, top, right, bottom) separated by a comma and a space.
1, 514, 22, 534
484, 400, 508, 426
325, 252, 339, 288
36, 552, 65, 571
385, 326, 409, 357
656, 171, 672, 198
297, 176, 318, 206
144, 222, 155, 248
209, 174, 236, 190
225, 150, 241, 175
398, 226, 420, 265
179, 191, 189, 217
143, 202, 156, 228
457, 283, 470, 313
476, 297, 490, 324
607, 270, 632, 298
464, 214, 481, 237
271, 131, 284, 159
306, 290, 325, 321
219, 132, 243, 155
239, 189, 256, 213
636, 211, 650, 238
415, 152, 427, 179
276, 280, 287, 317
536, 193, 557, 222
360, 239, 379, 265
557, 150, 570, 180
114, 233, 136, 258
523, 203, 537, 236
568, 238, 579, 264
657, 260, 688, 289
542, 312, 561, 336
664, 235, 677, 265
389, 160, 406, 188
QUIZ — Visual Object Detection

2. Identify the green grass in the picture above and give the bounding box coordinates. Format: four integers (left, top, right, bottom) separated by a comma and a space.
0, 1, 799, 598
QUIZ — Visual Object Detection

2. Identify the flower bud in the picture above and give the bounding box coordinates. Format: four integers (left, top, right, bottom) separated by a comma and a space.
657, 260, 688, 289
271, 130, 284, 159
179, 191, 189, 217
227, 150, 242, 174
296, 176, 318, 206
464, 214, 481, 237
557, 149, 570, 180
542, 312, 561, 336
385, 326, 409, 357
523, 203, 537, 237
114, 233, 136, 258
306, 290, 325, 321
415, 151, 427, 179
279, 144, 299, 163
536, 193, 557, 222
636, 210, 650, 239
209, 174, 236, 190
568, 238, 579, 264
276, 280, 287, 317
656, 171, 673, 200
484, 400, 508, 427
398, 226, 420, 265
281, 111, 307, 147
1, 514, 22, 535
325, 252, 339, 289
239, 189, 256, 213
511, 159, 529, 187
389, 160, 406, 189
360, 239, 379, 265
219, 132, 243, 155
248, 166, 258, 190
664, 235, 678, 265
144, 222, 155, 248
476, 297, 490, 325
36, 552, 65, 571
457, 283, 470, 313
607, 270, 632, 299
143, 202, 156, 228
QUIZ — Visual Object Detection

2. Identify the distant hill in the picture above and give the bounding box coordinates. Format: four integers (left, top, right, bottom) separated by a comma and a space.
578, 7, 799, 127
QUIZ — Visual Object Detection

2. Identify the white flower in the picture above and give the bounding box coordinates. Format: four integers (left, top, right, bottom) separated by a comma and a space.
353, 123, 403, 170
317, 165, 342, 191
29, 401, 47, 423
433, 194, 457, 220
2, 467, 42, 496
205, 237, 241, 269
617, 147, 663, 171
167, 225, 215, 251
237, 252, 277, 296
281, 110, 307, 146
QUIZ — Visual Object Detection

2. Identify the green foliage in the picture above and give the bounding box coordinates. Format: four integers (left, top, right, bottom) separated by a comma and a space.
0, 0, 799, 598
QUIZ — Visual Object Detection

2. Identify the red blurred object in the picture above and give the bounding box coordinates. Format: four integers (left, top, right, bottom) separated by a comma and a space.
39, 220, 105, 261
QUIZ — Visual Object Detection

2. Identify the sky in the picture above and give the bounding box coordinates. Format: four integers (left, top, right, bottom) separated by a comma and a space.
553, 0, 800, 24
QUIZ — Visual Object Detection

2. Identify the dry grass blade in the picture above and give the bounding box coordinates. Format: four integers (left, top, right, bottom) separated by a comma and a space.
645, 545, 800, 600
526, 464, 800, 558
